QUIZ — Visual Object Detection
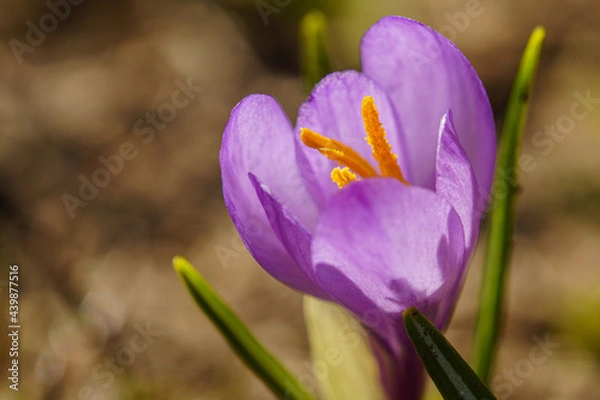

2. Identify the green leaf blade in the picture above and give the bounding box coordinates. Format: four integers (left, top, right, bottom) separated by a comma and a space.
472, 26, 546, 383
173, 256, 314, 400
403, 307, 497, 400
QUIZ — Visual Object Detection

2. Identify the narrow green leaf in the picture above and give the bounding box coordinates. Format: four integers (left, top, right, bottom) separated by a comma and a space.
299, 10, 332, 92
173, 256, 314, 400
303, 296, 386, 400
472, 26, 546, 383
403, 307, 497, 400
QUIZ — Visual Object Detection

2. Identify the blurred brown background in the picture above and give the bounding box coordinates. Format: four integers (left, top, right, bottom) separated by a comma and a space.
0, 0, 599, 399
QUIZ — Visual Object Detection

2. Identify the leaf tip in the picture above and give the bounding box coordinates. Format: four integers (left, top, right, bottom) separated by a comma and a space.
300, 9, 327, 34
402, 306, 419, 320
172, 255, 191, 275
532, 26, 546, 42
527, 26, 546, 55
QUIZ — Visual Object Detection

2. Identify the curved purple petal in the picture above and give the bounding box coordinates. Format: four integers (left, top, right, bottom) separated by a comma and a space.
435, 110, 480, 252
311, 179, 465, 347
361, 16, 496, 199
220, 95, 322, 295
249, 174, 329, 299
295, 71, 408, 207
369, 332, 425, 400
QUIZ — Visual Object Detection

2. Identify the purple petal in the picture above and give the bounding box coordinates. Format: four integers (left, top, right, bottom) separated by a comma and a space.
311, 178, 465, 347
220, 95, 322, 295
361, 16, 496, 199
295, 71, 407, 207
249, 174, 329, 299
369, 333, 425, 400
435, 110, 480, 252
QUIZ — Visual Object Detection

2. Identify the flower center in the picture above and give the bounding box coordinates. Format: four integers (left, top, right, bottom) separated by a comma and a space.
300, 95, 409, 188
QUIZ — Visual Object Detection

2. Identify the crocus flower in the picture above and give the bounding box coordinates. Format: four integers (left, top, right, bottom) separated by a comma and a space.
220, 16, 495, 399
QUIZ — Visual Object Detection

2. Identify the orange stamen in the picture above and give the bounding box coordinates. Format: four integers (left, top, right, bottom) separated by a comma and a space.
300, 128, 378, 178
362, 96, 409, 184
299, 96, 409, 188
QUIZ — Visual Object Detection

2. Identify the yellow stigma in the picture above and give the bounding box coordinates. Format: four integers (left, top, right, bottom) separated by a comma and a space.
331, 167, 357, 189
300, 95, 409, 188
